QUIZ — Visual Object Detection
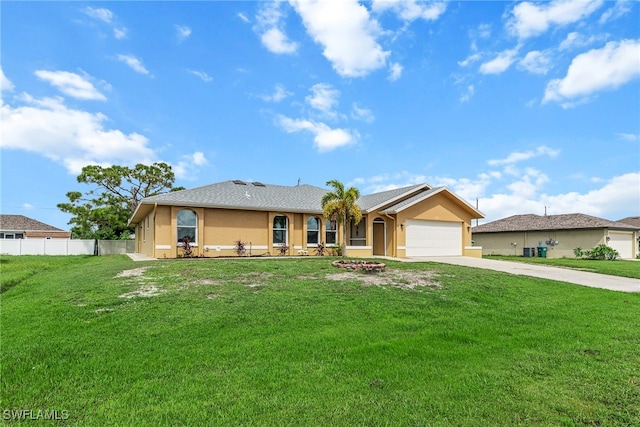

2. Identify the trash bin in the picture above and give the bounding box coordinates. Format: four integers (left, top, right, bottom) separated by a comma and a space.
523, 247, 536, 257
537, 246, 547, 258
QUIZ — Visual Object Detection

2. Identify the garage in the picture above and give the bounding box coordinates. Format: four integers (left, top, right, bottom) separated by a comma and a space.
406, 219, 462, 257
608, 231, 634, 259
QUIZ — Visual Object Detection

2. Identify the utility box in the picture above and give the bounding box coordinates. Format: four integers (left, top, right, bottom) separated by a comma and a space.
523, 247, 536, 257
537, 246, 548, 258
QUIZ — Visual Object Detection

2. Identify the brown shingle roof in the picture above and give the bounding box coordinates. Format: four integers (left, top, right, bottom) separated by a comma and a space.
473, 213, 640, 233
617, 216, 640, 228
0, 215, 67, 232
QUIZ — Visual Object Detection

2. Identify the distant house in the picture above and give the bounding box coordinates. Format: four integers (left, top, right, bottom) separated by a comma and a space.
618, 217, 640, 253
472, 213, 639, 259
128, 180, 484, 259
0, 215, 71, 239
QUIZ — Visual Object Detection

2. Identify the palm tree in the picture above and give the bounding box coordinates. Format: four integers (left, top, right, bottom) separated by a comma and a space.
321, 179, 362, 257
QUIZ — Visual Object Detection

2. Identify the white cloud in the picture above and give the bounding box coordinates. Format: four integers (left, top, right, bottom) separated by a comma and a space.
1, 94, 155, 174
173, 151, 208, 179
187, 69, 213, 82
351, 103, 374, 123
261, 84, 292, 102
507, 0, 604, 40
290, 0, 389, 77
113, 28, 127, 40
277, 115, 358, 152
558, 32, 606, 51
543, 39, 640, 105
117, 54, 151, 75
255, 1, 298, 55
305, 83, 340, 117
371, 0, 447, 22
1, 67, 14, 92
238, 12, 250, 23
458, 52, 482, 68
84, 6, 113, 23
488, 146, 560, 166
616, 132, 638, 142
518, 50, 552, 75
388, 62, 403, 81
479, 47, 520, 75
34, 70, 106, 101
599, 0, 632, 24
83, 6, 127, 39
175, 25, 192, 42
459, 84, 475, 103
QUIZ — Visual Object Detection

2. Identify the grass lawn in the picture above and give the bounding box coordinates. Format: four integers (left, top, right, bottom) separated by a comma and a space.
2, 255, 639, 426
484, 255, 640, 279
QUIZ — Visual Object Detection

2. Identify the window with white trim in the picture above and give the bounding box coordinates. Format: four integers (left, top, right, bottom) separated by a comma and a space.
177, 209, 197, 245
273, 215, 288, 245
307, 217, 320, 245
325, 220, 337, 245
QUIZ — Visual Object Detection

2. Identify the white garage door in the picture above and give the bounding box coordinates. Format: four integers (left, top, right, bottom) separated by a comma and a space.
608, 231, 633, 259
406, 220, 462, 257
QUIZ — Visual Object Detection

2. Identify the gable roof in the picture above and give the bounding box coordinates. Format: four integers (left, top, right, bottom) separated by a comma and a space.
618, 216, 640, 228
0, 215, 67, 232
380, 187, 484, 217
473, 213, 639, 233
129, 180, 483, 225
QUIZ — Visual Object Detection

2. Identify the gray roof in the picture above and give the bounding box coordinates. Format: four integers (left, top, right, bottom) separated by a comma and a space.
473, 213, 640, 233
0, 214, 66, 232
130, 180, 484, 224
357, 184, 428, 211
141, 181, 329, 213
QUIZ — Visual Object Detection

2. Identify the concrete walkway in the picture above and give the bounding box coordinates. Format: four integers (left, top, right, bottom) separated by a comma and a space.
405, 257, 640, 293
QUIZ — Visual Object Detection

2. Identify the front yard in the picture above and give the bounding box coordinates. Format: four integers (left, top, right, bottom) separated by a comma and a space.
1, 255, 639, 426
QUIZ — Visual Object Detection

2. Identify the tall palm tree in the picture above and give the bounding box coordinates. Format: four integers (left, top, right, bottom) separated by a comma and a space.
321, 179, 362, 257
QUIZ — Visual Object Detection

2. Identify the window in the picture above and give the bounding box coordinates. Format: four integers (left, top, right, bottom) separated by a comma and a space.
177, 209, 197, 244
326, 220, 337, 245
350, 218, 366, 246
273, 215, 288, 245
307, 217, 320, 245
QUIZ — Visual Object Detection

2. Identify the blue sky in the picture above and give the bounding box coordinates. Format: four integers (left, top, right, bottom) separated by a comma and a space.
1, 0, 639, 231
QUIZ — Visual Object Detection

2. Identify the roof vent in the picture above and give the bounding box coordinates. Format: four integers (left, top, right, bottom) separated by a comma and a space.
232, 180, 247, 185
252, 182, 266, 187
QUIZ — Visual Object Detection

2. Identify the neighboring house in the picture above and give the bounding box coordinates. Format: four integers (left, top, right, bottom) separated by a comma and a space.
618, 216, 640, 253
128, 180, 484, 259
0, 215, 71, 239
472, 213, 639, 259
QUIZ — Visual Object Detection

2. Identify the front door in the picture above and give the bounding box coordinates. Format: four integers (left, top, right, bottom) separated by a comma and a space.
373, 219, 386, 256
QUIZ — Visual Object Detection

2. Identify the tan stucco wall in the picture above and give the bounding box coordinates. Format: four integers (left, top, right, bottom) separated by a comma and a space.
473, 229, 607, 258
394, 193, 476, 256
135, 190, 480, 259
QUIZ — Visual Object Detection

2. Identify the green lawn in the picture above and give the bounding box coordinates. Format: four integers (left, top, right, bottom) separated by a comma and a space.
484, 255, 640, 279
2, 255, 639, 426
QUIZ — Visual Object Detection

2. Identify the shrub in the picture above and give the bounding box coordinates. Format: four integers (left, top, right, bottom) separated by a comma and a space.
315, 242, 326, 256
573, 247, 583, 258
233, 240, 246, 257
180, 236, 193, 258
586, 243, 619, 260
278, 243, 289, 256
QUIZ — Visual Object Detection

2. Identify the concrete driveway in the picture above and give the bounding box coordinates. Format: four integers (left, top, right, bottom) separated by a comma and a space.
404, 257, 640, 293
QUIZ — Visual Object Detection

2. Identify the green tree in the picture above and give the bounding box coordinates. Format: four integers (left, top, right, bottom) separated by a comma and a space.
321, 179, 362, 257
58, 162, 183, 239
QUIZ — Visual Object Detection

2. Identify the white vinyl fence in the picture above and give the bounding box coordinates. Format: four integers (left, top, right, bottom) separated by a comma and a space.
0, 239, 134, 256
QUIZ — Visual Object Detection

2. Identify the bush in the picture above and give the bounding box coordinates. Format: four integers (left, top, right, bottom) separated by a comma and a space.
576, 243, 619, 261
234, 240, 246, 257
